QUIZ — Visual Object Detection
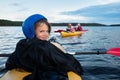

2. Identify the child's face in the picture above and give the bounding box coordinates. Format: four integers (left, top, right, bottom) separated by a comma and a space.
35, 23, 49, 40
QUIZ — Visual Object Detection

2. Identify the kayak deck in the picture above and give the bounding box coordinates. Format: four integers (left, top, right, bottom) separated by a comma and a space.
0, 69, 31, 80
0, 69, 82, 80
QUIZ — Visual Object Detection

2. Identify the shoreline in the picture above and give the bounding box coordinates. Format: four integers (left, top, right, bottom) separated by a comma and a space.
0, 19, 120, 26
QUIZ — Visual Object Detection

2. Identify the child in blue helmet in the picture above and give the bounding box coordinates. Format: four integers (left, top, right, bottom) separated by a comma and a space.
5, 14, 83, 80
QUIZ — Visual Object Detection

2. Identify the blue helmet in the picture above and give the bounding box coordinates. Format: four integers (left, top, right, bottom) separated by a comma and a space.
22, 14, 47, 39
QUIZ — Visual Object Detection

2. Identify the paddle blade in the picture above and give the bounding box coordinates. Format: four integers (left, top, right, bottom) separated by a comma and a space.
107, 48, 120, 56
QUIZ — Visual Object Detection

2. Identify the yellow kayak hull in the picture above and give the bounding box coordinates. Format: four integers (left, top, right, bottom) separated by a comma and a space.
61, 31, 84, 37
0, 69, 82, 80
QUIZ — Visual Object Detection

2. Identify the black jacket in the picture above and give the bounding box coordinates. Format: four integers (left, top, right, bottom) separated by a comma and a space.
6, 38, 83, 80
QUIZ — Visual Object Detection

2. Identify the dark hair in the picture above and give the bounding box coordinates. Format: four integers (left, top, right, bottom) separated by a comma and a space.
34, 18, 51, 33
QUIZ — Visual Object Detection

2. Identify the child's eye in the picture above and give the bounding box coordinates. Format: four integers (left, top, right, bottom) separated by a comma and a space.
39, 30, 49, 32
40, 30, 44, 32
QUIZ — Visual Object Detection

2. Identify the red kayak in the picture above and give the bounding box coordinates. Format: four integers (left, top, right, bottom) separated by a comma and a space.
54, 29, 88, 33
54, 30, 65, 32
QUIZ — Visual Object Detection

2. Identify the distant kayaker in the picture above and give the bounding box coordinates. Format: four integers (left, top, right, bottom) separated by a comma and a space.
5, 14, 83, 80
66, 23, 75, 32
75, 23, 83, 31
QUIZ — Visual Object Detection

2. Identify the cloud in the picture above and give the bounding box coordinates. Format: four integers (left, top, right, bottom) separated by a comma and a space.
96, 0, 120, 4
48, 14, 89, 23
11, 3, 20, 6
61, 2, 120, 24
16, 8, 29, 12
9, 1, 30, 13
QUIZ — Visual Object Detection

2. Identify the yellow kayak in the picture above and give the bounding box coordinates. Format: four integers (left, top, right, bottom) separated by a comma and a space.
0, 69, 82, 80
61, 31, 84, 37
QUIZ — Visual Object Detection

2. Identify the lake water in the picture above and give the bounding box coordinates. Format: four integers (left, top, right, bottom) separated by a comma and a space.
0, 26, 120, 80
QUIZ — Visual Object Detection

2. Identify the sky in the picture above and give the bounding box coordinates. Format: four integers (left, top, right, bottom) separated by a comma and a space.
0, 0, 120, 25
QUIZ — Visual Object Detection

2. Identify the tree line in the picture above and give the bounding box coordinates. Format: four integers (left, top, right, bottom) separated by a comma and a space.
0, 19, 120, 26
0, 19, 22, 26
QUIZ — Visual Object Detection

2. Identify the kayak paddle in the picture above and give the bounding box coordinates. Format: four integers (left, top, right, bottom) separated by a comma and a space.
0, 48, 120, 57
70, 47, 120, 57
107, 48, 120, 56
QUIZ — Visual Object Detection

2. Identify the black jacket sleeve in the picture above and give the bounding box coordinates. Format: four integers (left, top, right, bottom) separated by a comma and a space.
5, 38, 83, 77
